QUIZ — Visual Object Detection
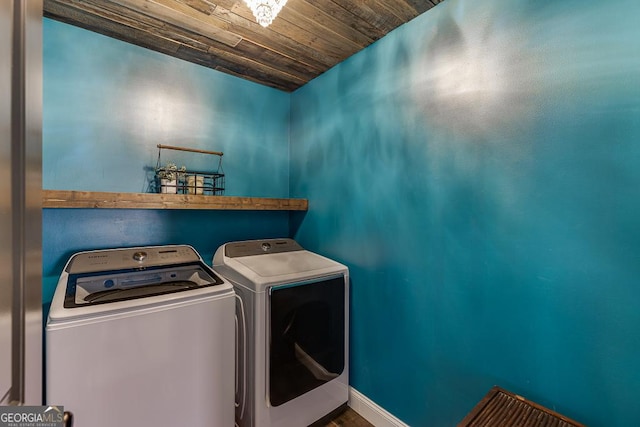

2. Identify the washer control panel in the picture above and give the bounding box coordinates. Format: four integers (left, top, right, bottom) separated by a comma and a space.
225, 238, 304, 258
66, 245, 200, 274
132, 251, 147, 262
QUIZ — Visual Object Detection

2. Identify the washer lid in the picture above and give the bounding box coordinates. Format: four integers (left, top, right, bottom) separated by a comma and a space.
67, 263, 221, 308
234, 251, 337, 278
48, 245, 234, 323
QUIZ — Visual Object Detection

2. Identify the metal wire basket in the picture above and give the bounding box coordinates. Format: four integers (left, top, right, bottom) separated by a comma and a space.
155, 144, 225, 195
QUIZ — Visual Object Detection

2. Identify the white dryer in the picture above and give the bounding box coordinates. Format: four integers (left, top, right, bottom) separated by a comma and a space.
213, 238, 349, 427
46, 245, 235, 427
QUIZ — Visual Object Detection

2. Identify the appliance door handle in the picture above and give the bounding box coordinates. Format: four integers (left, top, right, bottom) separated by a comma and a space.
234, 295, 247, 420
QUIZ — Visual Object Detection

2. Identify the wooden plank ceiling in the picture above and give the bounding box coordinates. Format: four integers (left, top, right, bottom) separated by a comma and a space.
43, 0, 445, 92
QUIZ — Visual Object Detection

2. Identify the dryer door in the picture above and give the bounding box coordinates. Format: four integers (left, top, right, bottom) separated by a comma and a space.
268, 275, 345, 407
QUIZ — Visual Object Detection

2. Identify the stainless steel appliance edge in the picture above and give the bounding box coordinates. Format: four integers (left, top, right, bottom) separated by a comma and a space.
1, 0, 43, 406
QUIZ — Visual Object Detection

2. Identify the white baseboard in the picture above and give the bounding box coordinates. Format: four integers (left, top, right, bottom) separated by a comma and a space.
348, 387, 410, 427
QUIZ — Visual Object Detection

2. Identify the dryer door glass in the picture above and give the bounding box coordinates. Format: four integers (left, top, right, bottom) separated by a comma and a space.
268, 276, 345, 407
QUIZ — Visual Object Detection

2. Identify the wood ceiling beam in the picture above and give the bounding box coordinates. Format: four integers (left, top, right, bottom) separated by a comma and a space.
45, 0, 320, 90
43, 0, 446, 91
403, 0, 437, 14
111, 0, 242, 47
330, 0, 405, 34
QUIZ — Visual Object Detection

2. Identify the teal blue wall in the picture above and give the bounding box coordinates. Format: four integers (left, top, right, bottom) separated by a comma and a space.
45, 1, 640, 424
291, 0, 640, 426
43, 19, 289, 196
43, 19, 292, 303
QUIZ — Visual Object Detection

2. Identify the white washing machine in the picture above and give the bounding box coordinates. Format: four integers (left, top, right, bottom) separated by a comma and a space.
46, 245, 235, 427
213, 238, 349, 427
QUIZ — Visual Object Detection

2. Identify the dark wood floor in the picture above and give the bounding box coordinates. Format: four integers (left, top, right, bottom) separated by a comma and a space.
324, 407, 374, 427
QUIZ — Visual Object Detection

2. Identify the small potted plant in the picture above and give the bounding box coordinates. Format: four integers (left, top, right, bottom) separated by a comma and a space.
156, 162, 186, 194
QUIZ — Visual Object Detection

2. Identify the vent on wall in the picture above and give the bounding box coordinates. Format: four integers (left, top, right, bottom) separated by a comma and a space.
458, 386, 586, 427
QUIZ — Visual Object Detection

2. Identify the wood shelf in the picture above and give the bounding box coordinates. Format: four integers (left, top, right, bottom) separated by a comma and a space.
42, 190, 308, 211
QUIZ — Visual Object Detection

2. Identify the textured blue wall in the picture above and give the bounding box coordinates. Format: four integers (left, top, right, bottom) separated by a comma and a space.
43, 19, 289, 196
291, 0, 640, 426
43, 19, 292, 303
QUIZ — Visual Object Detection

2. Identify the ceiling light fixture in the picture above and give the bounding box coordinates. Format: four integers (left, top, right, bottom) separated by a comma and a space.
243, 0, 288, 28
